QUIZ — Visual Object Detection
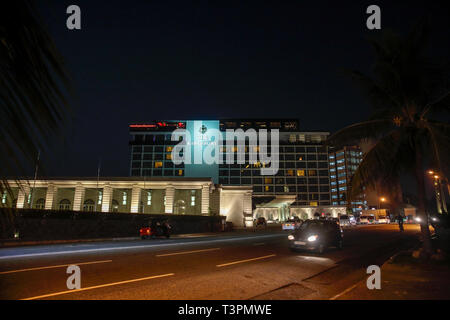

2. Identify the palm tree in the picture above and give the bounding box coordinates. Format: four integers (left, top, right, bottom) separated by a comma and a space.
0, 1, 71, 235
327, 21, 450, 258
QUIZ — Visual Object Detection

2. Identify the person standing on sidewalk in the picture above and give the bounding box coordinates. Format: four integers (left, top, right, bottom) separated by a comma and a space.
397, 214, 404, 232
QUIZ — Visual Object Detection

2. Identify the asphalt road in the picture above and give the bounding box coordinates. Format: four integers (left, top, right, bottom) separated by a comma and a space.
0, 224, 421, 300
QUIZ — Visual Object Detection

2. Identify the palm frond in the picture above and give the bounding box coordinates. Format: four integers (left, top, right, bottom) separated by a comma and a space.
0, 1, 71, 183
326, 119, 393, 148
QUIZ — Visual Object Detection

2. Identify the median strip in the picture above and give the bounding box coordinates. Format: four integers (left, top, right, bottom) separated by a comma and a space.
21, 273, 175, 300
156, 248, 220, 257
216, 254, 276, 267
0, 260, 112, 275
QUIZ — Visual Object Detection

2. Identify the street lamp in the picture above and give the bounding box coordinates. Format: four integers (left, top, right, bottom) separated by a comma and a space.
378, 197, 386, 210
427, 169, 448, 214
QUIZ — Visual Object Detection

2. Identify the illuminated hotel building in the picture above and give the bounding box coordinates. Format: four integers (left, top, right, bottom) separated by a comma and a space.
129, 120, 345, 221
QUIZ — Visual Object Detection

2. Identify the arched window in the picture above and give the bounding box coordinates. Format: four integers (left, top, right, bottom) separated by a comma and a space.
111, 199, 119, 213
83, 199, 95, 212
34, 198, 45, 209
59, 199, 71, 210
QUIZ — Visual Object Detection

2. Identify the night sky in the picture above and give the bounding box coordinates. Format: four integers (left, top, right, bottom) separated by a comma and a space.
35, 0, 450, 178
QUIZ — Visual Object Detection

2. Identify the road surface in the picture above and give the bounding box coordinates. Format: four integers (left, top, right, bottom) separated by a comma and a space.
0, 224, 421, 300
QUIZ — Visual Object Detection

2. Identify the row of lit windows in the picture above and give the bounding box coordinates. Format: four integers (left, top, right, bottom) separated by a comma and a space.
132, 145, 328, 153
130, 169, 184, 176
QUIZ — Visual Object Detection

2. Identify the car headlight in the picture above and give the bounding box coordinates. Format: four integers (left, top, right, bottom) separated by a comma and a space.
432, 217, 438, 222
307, 235, 318, 242
414, 217, 421, 222
288, 235, 295, 240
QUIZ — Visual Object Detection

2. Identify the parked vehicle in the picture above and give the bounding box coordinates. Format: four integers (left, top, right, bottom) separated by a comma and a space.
288, 219, 343, 254
376, 215, 389, 224
282, 216, 301, 230
359, 215, 370, 224
140, 218, 171, 239
339, 215, 355, 226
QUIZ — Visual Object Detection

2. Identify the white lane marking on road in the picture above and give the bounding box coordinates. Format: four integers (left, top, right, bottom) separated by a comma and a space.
156, 248, 220, 257
329, 281, 361, 300
217, 254, 276, 267
21, 273, 175, 300
0, 234, 284, 260
0, 260, 112, 275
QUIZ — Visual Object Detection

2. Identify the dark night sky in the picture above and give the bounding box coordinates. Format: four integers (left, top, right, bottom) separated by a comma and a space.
35, 0, 450, 178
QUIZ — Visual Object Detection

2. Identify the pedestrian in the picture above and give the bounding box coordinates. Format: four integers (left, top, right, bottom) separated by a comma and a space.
397, 214, 404, 232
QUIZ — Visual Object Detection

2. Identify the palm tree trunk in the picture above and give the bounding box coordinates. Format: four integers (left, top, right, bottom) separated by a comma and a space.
415, 146, 433, 257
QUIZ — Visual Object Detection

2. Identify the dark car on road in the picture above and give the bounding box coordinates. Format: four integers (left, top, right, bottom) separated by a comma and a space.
288, 219, 343, 253
254, 217, 267, 228
140, 218, 171, 239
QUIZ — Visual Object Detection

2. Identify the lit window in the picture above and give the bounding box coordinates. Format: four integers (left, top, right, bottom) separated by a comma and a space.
166, 146, 173, 152
122, 191, 127, 205
287, 170, 294, 176
164, 196, 166, 206
147, 191, 152, 206
166, 154, 172, 160
296, 170, 305, 176
265, 186, 270, 191
155, 161, 163, 168
177, 169, 183, 176
264, 178, 273, 184
1, 192, 6, 204
97, 190, 103, 205
191, 195, 196, 206
308, 170, 316, 176
310, 201, 318, 206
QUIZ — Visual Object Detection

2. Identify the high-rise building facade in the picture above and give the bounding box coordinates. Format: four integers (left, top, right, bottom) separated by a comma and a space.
328, 145, 367, 214
129, 119, 332, 208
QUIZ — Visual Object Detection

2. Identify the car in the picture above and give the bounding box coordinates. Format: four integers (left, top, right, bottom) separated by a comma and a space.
377, 215, 389, 224
282, 216, 301, 230
359, 215, 370, 224
140, 218, 171, 239
339, 215, 354, 227
254, 217, 267, 228
288, 219, 343, 254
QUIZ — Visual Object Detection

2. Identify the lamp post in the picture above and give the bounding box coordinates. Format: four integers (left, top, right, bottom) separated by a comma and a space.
378, 197, 386, 210
427, 170, 448, 214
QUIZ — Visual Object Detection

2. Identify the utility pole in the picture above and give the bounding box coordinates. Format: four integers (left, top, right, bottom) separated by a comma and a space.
30, 150, 40, 209
94, 158, 101, 212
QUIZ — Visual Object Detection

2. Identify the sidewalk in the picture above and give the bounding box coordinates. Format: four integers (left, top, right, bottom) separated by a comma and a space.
335, 250, 450, 300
